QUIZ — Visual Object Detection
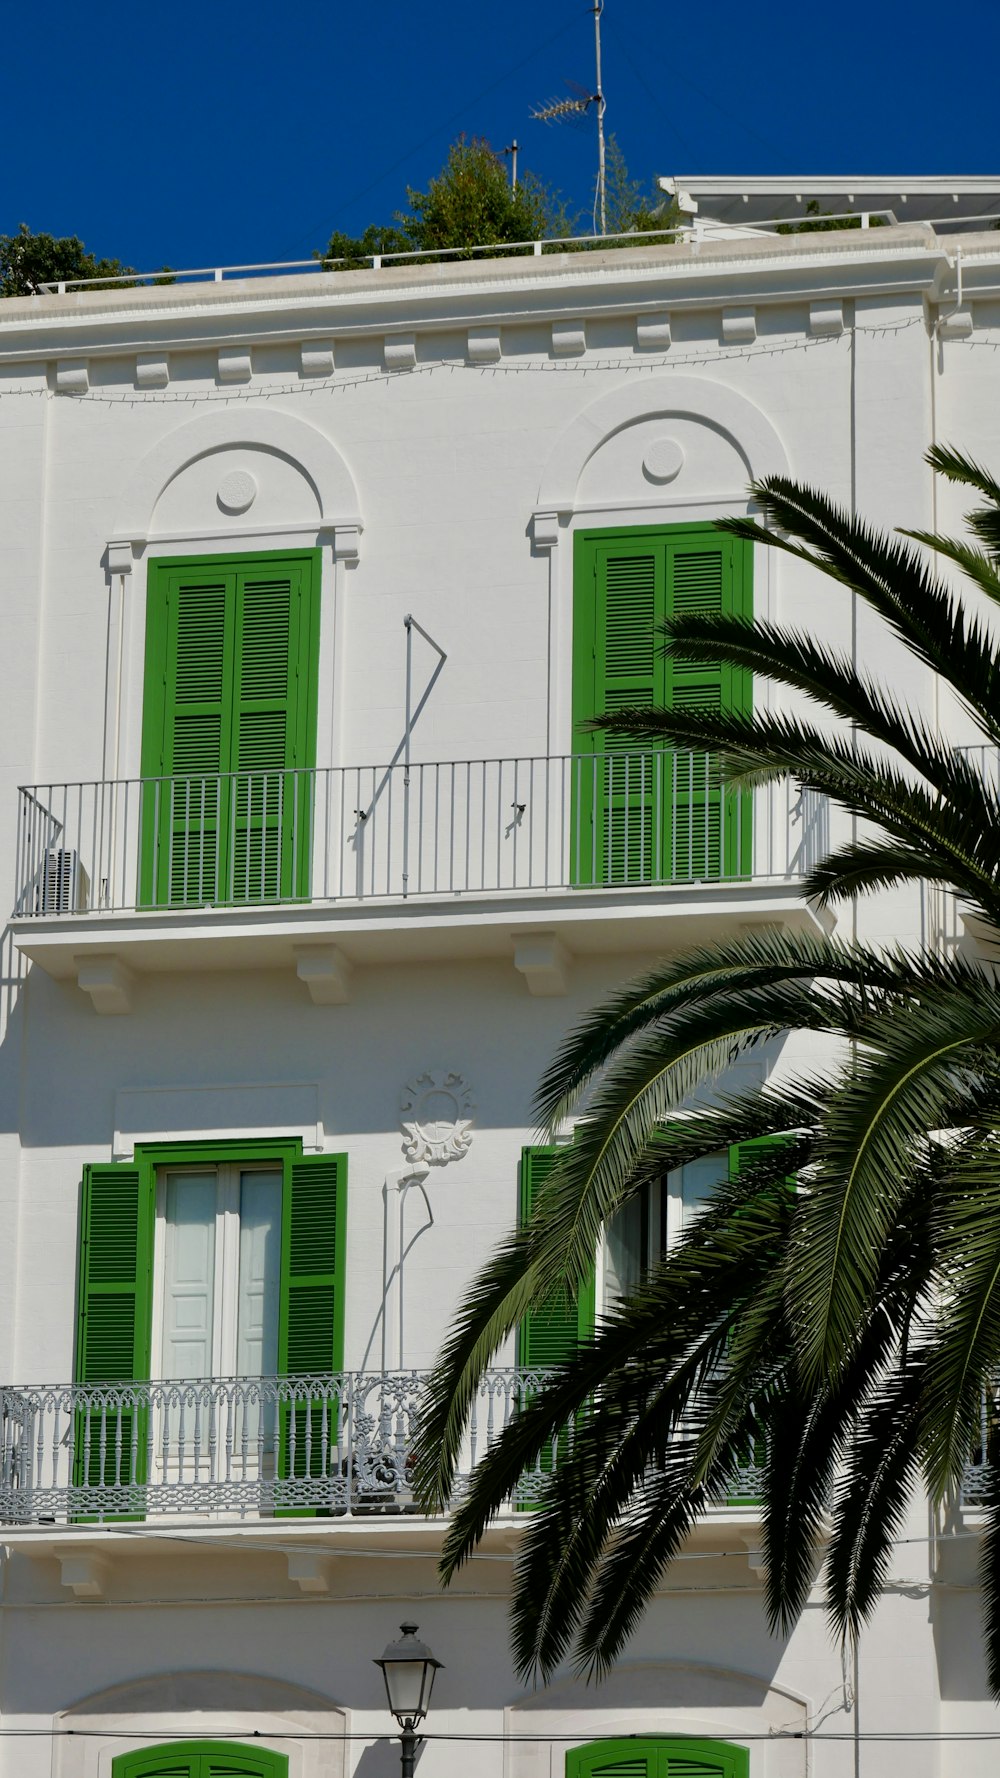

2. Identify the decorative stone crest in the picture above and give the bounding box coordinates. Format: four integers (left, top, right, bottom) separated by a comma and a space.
400, 1070, 475, 1166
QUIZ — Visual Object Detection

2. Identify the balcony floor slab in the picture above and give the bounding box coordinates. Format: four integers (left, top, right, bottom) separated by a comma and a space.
13, 880, 831, 985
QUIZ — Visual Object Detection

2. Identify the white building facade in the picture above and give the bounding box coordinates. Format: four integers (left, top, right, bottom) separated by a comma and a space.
0, 187, 998, 1778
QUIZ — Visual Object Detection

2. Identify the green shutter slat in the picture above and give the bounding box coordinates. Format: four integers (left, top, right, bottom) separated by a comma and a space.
590, 1762, 648, 1777
604, 554, 657, 676
173, 583, 228, 704
671, 547, 725, 614
240, 578, 293, 698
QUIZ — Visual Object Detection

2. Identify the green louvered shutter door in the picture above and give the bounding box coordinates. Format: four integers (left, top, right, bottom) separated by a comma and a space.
277, 1154, 347, 1512
572, 526, 752, 889
666, 534, 752, 882
74, 1161, 154, 1515
566, 1737, 749, 1778
517, 1147, 595, 1370
231, 562, 313, 904
114, 1743, 288, 1778
140, 552, 320, 910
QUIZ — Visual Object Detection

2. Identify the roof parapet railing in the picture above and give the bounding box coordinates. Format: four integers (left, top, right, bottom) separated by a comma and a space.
33, 207, 1000, 296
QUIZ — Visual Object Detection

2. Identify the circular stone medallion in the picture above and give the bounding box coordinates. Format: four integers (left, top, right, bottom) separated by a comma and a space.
217, 469, 258, 514
643, 438, 685, 484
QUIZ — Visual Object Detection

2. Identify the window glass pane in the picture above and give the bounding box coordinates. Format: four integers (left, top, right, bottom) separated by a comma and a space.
237, 1170, 282, 1378
604, 1192, 647, 1307
162, 1173, 217, 1380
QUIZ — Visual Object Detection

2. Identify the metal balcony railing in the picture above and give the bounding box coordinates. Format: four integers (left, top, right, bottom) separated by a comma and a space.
14, 755, 828, 918
0, 1370, 767, 1524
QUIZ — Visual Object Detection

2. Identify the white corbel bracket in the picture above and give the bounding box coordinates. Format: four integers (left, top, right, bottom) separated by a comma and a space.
513, 932, 570, 997
721, 306, 756, 345
59, 1554, 109, 1597
294, 944, 353, 1004
55, 359, 89, 395
384, 333, 417, 372
331, 524, 363, 563
136, 353, 170, 389
106, 540, 134, 576
809, 300, 845, 337
551, 321, 586, 357
467, 327, 501, 364
635, 311, 671, 351
218, 348, 252, 384
76, 954, 134, 1016
301, 341, 335, 378
531, 511, 562, 552
287, 1551, 336, 1593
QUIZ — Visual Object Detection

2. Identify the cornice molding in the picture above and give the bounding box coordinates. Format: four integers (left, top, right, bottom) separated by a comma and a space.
0, 229, 972, 368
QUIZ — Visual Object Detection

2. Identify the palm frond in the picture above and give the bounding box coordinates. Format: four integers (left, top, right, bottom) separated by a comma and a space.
825, 1355, 927, 1642
718, 479, 1000, 748
533, 929, 992, 1135
788, 984, 1000, 1382
657, 610, 986, 790
921, 1126, 1000, 1495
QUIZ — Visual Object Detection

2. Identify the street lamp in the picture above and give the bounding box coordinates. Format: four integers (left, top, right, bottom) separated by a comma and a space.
374, 1622, 444, 1777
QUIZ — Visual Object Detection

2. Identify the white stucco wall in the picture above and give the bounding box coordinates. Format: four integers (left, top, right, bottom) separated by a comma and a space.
0, 226, 997, 1776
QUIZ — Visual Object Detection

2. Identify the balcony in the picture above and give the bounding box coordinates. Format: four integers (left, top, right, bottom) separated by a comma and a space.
0, 1370, 767, 1528
11, 757, 830, 997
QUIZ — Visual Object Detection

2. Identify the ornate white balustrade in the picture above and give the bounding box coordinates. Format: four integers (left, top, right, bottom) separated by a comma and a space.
0, 1370, 768, 1525
0, 1370, 562, 1524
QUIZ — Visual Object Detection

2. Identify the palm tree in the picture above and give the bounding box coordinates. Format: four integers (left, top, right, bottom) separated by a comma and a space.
412, 446, 1000, 1692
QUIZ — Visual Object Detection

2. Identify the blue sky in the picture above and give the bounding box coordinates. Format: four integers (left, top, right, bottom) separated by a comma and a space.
5, 0, 999, 272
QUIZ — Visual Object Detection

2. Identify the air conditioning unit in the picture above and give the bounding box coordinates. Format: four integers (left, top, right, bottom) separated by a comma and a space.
38, 849, 89, 914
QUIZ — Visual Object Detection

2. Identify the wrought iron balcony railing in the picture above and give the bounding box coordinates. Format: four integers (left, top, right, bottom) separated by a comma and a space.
14, 755, 828, 918
0, 1371, 767, 1525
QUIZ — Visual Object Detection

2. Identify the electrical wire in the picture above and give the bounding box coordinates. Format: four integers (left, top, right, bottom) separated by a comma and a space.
2, 1729, 1000, 1743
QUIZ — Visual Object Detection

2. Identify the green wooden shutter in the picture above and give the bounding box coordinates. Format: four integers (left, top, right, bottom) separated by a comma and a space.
140, 551, 320, 908
113, 1743, 288, 1778
517, 1146, 595, 1368
74, 1161, 154, 1510
572, 525, 752, 887
276, 1153, 347, 1506
566, 1737, 749, 1778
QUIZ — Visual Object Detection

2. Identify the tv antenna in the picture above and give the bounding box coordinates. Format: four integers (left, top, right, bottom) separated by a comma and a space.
531, 0, 607, 235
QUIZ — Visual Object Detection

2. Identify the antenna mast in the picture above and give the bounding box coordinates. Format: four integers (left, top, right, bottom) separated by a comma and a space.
530, 4, 609, 235
593, 0, 606, 235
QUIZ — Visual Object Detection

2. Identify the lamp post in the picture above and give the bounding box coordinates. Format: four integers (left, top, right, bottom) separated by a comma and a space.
375, 1622, 444, 1778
